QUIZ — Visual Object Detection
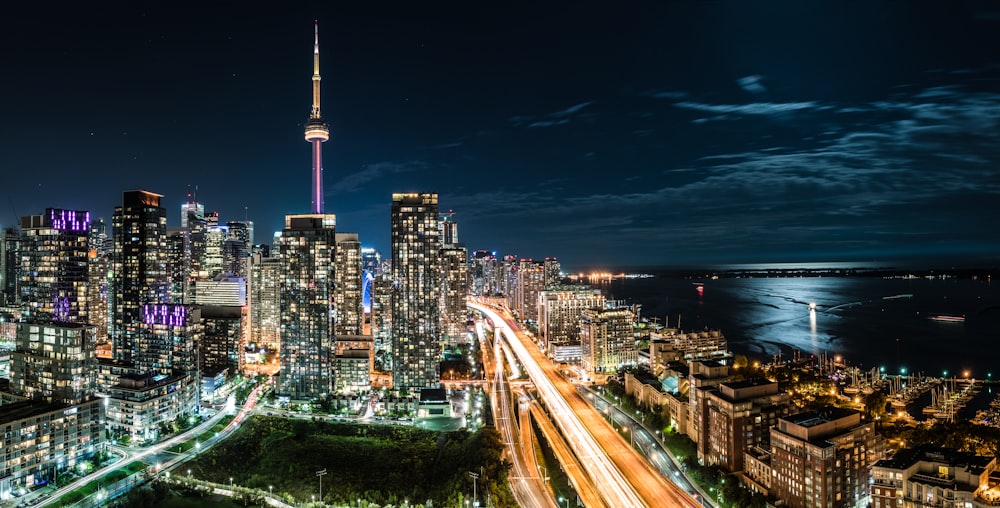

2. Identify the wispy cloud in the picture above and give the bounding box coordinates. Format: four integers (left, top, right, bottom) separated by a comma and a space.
527, 119, 570, 128
676, 101, 821, 115
330, 161, 425, 194
510, 101, 594, 128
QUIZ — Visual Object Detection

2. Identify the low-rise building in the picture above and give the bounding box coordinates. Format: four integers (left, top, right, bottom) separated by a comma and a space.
104, 373, 198, 445
871, 444, 998, 508
0, 399, 104, 496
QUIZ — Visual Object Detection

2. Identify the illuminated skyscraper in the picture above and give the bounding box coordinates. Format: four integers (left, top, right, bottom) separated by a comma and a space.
514, 259, 545, 323
470, 250, 499, 297
391, 193, 441, 396
440, 245, 468, 344
249, 252, 281, 352
1, 227, 20, 305
304, 21, 330, 214
180, 190, 204, 229
334, 233, 363, 337
277, 214, 336, 400
18, 209, 91, 323
111, 190, 169, 363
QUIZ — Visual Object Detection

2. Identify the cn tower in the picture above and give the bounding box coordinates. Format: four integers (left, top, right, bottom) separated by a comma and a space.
304, 20, 330, 214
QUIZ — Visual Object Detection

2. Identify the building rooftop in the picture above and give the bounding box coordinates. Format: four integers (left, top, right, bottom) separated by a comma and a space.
784, 406, 858, 427
419, 387, 448, 404
722, 377, 775, 390
0, 399, 70, 426
875, 444, 995, 474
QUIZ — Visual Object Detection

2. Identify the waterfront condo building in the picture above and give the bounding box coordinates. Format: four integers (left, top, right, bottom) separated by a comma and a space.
697, 377, 791, 474
277, 214, 336, 400
513, 259, 545, 323
538, 286, 604, 348
391, 193, 441, 397
770, 407, 877, 508
871, 444, 999, 508
579, 305, 638, 373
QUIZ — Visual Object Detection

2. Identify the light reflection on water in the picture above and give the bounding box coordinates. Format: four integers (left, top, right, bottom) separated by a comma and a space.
598, 275, 999, 375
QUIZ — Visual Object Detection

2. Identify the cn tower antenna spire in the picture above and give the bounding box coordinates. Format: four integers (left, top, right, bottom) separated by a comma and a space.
304, 20, 330, 214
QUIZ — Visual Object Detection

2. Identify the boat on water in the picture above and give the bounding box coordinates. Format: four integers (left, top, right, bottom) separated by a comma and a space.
929, 314, 965, 323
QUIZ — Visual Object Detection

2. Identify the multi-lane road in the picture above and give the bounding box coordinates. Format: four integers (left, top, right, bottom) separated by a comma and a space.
470, 302, 701, 508
477, 322, 556, 508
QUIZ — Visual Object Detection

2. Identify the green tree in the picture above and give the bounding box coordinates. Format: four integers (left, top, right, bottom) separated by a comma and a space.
863, 391, 888, 427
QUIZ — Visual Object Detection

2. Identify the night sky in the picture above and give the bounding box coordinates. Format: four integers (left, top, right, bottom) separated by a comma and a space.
3, 2, 999, 269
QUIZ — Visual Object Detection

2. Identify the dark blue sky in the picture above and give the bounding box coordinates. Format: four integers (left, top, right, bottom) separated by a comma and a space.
2, 1, 999, 270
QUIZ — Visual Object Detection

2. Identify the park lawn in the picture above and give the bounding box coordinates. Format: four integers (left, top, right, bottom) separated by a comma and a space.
157, 491, 255, 508
186, 415, 513, 507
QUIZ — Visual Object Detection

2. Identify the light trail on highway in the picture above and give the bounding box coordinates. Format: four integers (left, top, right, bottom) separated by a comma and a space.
471, 303, 649, 507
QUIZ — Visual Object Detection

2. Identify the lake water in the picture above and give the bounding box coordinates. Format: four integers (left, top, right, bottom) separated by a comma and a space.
595, 274, 999, 377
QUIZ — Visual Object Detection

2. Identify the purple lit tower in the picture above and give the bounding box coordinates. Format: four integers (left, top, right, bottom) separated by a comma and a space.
18, 208, 91, 323
304, 20, 330, 214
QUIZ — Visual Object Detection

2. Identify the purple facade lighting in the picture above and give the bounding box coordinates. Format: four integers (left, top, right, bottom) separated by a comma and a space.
48, 208, 91, 232
142, 303, 188, 326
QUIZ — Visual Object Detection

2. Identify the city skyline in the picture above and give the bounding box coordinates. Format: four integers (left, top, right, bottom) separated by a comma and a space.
3, 3, 1000, 269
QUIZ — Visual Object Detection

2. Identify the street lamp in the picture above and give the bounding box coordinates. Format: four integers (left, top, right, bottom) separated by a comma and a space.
558, 496, 570, 508
269, 485, 272, 498
229, 477, 233, 491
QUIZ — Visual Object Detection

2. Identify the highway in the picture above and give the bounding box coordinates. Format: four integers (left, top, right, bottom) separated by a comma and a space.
477, 322, 556, 508
470, 302, 701, 508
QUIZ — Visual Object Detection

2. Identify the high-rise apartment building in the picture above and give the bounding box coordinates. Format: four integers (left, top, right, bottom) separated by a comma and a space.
86, 249, 109, 339
371, 274, 393, 369
543, 257, 561, 288
391, 193, 441, 396
249, 253, 281, 352
770, 407, 877, 508
165, 227, 188, 302
538, 286, 604, 348
112, 190, 169, 363
439, 212, 459, 246
334, 233, 363, 337
1, 227, 20, 306
200, 305, 244, 375
579, 306, 637, 373
277, 214, 336, 400
18, 209, 91, 323
514, 259, 545, 323
469, 250, 499, 297
135, 303, 201, 376
440, 244, 468, 344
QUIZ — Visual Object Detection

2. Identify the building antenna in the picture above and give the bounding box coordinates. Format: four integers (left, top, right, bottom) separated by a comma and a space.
8, 196, 19, 226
